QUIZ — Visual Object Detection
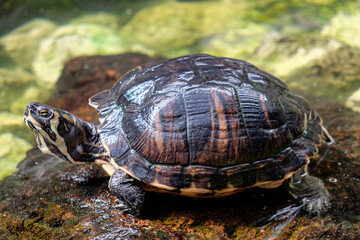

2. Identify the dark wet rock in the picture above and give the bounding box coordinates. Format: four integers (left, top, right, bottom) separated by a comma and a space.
1, 54, 359, 239
0, 149, 140, 239
56, 52, 157, 94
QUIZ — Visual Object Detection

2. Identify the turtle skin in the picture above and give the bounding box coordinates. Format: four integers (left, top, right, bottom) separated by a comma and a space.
90, 54, 329, 201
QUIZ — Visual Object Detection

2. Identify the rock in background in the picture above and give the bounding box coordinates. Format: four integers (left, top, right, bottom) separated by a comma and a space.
32, 23, 126, 87
0, 18, 58, 70
251, 35, 360, 103
321, 10, 360, 50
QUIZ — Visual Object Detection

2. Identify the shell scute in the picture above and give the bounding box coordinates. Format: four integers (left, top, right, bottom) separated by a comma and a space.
185, 166, 227, 191
123, 91, 189, 165
154, 165, 191, 190
113, 150, 153, 182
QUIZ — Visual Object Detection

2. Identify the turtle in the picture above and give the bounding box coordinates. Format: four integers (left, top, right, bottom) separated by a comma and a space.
24, 54, 333, 219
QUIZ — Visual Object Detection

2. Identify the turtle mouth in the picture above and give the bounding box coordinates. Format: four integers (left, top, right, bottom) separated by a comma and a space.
24, 116, 43, 132
24, 118, 37, 131
24, 105, 42, 131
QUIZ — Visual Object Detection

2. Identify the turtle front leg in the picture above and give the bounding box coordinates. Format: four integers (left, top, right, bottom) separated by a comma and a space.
109, 169, 145, 216
286, 167, 330, 215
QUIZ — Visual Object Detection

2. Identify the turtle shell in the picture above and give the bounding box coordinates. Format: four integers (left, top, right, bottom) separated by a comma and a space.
89, 54, 325, 197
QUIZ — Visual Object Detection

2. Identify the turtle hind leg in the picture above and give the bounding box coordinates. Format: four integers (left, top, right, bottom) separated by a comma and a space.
109, 169, 145, 217
286, 167, 331, 216
253, 168, 330, 237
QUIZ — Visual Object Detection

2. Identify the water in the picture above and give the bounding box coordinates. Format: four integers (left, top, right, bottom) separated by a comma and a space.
0, 0, 359, 238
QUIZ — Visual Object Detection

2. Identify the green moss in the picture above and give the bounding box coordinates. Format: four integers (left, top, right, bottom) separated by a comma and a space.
246, 0, 355, 24
286, 43, 360, 102
322, 10, 360, 49
70, 12, 127, 31
121, 1, 251, 55
157, 231, 169, 239
0, 112, 33, 142
33, 23, 125, 87
21, 221, 59, 240
251, 34, 360, 103
0, 133, 32, 180
197, 24, 271, 59
0, 67, 51, 115
0, 18, 58, 70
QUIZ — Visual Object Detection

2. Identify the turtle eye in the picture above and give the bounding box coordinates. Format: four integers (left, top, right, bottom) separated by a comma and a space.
39, 109, 52, 118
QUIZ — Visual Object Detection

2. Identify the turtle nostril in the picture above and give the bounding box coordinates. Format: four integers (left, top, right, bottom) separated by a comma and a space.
27, 102, 41, 112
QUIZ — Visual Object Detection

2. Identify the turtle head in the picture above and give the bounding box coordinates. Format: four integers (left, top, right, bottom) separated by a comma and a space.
24, 102, 106, 163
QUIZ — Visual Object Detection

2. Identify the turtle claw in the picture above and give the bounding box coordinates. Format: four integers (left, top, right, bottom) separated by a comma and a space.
113, 201, 131, 211
286, 169, 331, 216
109, 169, 145, 217
252, 204, 303, 239
303, 193, 331, 216
113, 200, 138, 216
253, 169, 331, 237
253, 204, 303, 227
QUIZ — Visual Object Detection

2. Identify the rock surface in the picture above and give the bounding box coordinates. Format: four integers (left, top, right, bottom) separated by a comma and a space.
0, 54, 359, 239
69, 12, 126, 31
252, 35, 360, 103
32, 23, 125, 87
0, 18, 58, 70
121, 1, 250, 55
322, 11, 360, 50
0, 133, 32, 180
346, 88, 360, 113
0, 67, 49, 114
0, 111, 32, 142
197, 25, 272, 59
